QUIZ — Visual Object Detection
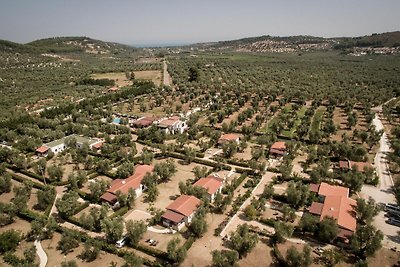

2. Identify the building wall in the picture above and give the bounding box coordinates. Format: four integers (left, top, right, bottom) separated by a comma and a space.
49, 143, 66, 154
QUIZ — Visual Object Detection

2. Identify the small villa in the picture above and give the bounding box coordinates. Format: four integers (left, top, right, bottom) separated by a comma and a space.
193, 174, 224, 202
161, 195, 201, 230
218, 133, 240, 145
338, 160, 372, 173
100, 165, 154, 206
157, 116, 188, 134
131, 116, 158, 128
269, 141, 287, 158
35, 134, 103, 156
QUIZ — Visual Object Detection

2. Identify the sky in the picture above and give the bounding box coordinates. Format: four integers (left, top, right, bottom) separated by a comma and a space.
0, 0, 399, 46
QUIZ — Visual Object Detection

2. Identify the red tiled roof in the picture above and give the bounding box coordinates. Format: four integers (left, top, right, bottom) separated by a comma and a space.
159, 117, 180, 127
162, 210, 185, 224
100, 191, 117, 203
270, 141, 286, 151
166, 195, 201, 217
92, 142, 103, 149
36, 146, 49, 153
107, 165, 153, 195
309, 202, 324, 215
132, 117, 158, 127
318, 182, 349, 198
339, 160, 350, 169
349, 161, 371, 172
193, 176, 223, 195
269, 148, 286, 156
219, 134, 240, 142
309, 183, 320, 193
320, 195, 357, 231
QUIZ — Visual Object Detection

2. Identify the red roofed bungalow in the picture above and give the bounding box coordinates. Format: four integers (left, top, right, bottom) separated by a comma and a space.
269, 141, 287, 158
100, 165, 153, 206
218, 134, 240, 145
193, 174, 224, 202
162, 195, 201, 230
92, 142, 103, 151
36, 146, 49, 157
308, 182, 356, 242
338, 160, 372, 173
131, 116, 158, 128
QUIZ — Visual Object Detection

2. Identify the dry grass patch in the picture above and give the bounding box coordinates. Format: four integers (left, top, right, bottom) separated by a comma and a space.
133, 70, 162, 86
91, 72, 132, 87
41, 232, 125, 267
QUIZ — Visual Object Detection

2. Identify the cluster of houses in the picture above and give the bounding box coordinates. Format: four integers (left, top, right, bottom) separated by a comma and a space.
33, 129, 369, 242
130, 115, 188, 134
95, 161, 224, 231
162, 173, 224, 230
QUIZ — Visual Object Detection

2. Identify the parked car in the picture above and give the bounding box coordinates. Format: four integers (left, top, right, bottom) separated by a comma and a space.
116, 237, 126, 248
386, 217, 400, 227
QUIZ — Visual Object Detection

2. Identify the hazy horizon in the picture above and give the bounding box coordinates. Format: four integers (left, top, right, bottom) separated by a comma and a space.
0, 0, 399, 46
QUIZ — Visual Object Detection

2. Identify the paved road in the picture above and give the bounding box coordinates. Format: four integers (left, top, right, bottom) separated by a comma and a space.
360, 112, 399, 249
34, 240, 47, 267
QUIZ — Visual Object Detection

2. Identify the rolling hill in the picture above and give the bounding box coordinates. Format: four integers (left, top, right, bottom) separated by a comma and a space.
188, 31, 400, 53
0, 36, 135, 55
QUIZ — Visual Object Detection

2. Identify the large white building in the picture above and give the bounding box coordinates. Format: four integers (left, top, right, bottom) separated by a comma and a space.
36, 134, 102, 156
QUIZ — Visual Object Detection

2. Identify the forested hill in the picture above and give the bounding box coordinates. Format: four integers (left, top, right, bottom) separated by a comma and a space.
0, 36, 135, 54
334, 31, 400, 49
189, 31, 400, 52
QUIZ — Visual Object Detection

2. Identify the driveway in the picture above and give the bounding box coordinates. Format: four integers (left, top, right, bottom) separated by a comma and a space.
360, 112, 399, 249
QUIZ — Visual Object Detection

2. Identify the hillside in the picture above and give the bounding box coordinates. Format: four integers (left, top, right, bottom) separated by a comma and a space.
0, 39, 38, 54
28, 36, 135, 54
0, 36, 136, 55
188, 31, 400, 53
334, 31, 400, 49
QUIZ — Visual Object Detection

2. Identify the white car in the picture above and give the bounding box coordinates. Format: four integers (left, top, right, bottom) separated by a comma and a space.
116, 237, 126, 248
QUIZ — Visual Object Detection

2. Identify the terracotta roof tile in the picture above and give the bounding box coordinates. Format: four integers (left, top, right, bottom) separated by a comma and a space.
166, 195, 201, 217
309, 183, 320, 193
36, 146, 49, 153
339, 160, 350, 169
193, 176, 223, 195
318, 182, 349, 198
320, 195, 357, 231
349, 161, 371, 172
270, 141, 286, 151
162, 210, 185, 224
100, 192, 117, 203
309, 202, 324, 215
92, 142, 103, 149
107, 165, 153, 195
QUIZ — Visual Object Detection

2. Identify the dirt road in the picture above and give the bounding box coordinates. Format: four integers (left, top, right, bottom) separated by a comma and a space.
163, 60, 171, 86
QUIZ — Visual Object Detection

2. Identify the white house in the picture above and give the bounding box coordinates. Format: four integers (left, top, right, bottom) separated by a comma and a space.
157, 116, 188, 134
36, 134, 103, 156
